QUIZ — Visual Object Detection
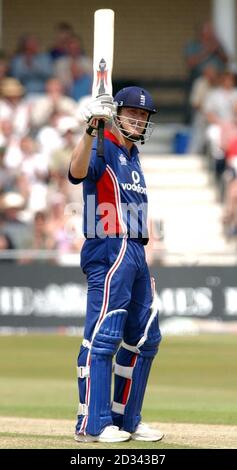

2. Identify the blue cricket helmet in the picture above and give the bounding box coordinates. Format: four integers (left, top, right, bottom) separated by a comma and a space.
114, 86, 157, 114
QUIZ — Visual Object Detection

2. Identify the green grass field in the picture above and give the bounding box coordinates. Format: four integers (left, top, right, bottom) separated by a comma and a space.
0, 334, 236, 449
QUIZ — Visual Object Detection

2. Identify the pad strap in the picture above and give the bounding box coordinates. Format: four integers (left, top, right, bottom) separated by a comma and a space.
121, 341, 140, 354
114, 363, 133, 379
77, 366, 90, 378
112, 401, 125, 415
82, 338, 91, 350
77, 403, 88, 416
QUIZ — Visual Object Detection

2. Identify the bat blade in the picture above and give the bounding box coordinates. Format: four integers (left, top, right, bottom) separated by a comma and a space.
92, 9, 114, 158
92, 9, 114, 98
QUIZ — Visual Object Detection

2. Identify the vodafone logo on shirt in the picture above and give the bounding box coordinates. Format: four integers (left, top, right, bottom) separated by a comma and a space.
132, 171, 140, 183
121, 170, 147, 194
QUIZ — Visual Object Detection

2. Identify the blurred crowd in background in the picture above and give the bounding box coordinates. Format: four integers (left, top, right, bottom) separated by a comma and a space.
0, 20, 237, 263
186, 21, 237, 241
0, 22, 91, 262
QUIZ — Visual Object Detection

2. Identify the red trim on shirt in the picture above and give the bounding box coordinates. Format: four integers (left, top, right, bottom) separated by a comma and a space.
96, 170, 122, 234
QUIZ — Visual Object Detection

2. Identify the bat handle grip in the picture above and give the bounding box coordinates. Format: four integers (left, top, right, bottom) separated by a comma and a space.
97, 120, 105, 158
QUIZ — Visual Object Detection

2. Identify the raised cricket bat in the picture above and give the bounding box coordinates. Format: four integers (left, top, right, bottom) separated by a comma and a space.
92, 9, 114, 157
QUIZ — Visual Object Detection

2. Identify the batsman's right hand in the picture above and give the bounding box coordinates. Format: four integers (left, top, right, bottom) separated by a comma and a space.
80, 95, 116, 134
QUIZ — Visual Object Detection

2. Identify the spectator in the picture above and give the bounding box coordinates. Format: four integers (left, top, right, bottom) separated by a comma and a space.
189, 64, 220, 154
10, 34, 53, 96
0, 77, 30, 136
222, 166, 237, 238
13, 173, 31, 205
30, 211, 56, 250
184, 21, 228, 123
184, 21, 228, 85
204, 71, 237, 180
205, 71, 237, 124
31, 78, 77, 129
49, 22, 74, 61
0, 232, 15, 262
47, 163, 82, 210
0, 192, 31, 248
46, 192, 71, 251
49, 116, 79, 176
219, 114, 237, 234
45, 192, 83, 260
54, 34, 92, 100
15, 170, 48, 217
0, 119, 23, 170
19, 134, 48, 182
35, 110, 63, 166
225, 130, 237, 174
0, 145, 15, 193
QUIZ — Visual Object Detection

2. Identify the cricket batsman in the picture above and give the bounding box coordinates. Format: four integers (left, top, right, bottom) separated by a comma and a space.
69, 86, 163, 443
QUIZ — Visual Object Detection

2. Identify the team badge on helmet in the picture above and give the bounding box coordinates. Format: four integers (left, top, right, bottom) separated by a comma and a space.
113, 86, 157, 144
114, 86, 157, 114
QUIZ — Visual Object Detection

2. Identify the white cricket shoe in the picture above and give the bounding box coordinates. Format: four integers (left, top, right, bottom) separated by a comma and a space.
131, 422, 164, 442
75, 425, 131, 443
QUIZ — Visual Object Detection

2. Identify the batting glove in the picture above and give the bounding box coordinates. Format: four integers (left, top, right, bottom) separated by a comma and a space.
79, 95, 117, 136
